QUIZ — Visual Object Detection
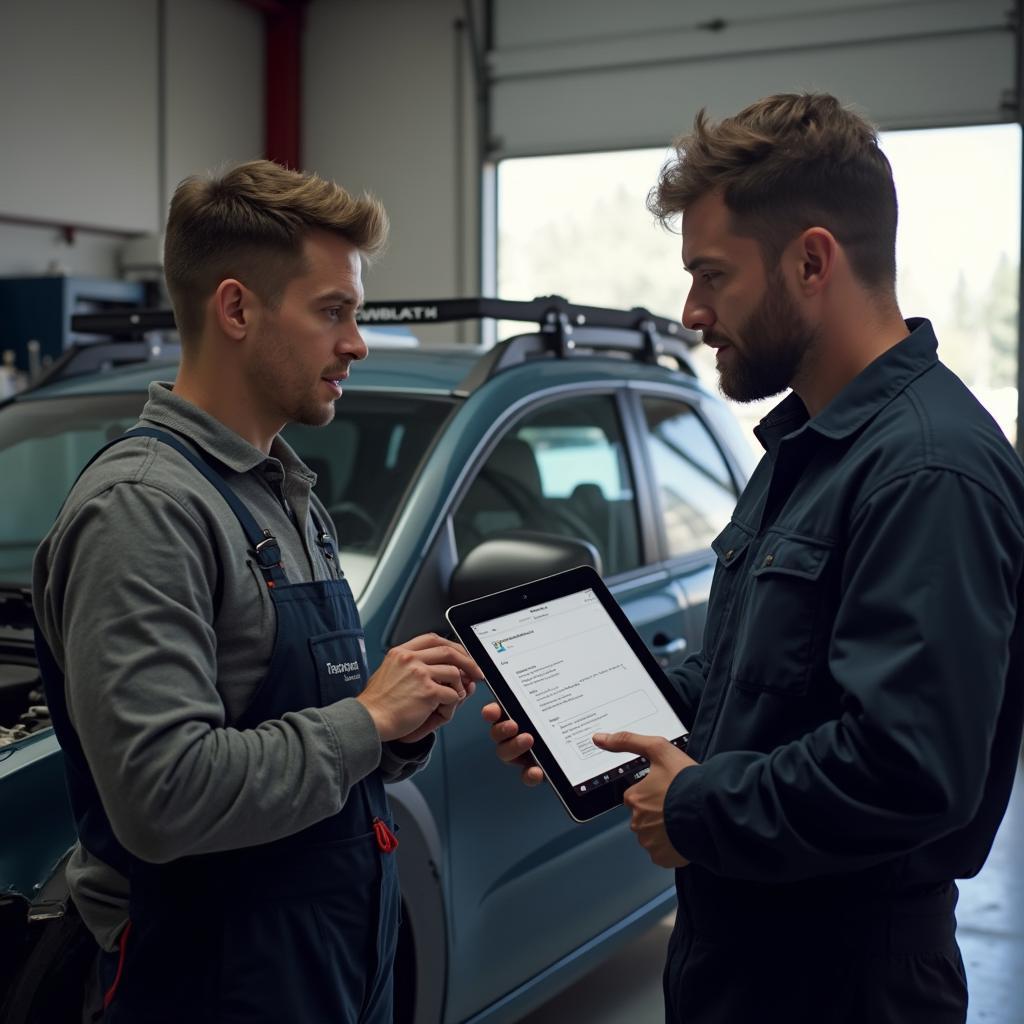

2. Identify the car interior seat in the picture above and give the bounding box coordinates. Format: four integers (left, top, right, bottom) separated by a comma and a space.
567, 482, 614, 572
453, 437, 545, 554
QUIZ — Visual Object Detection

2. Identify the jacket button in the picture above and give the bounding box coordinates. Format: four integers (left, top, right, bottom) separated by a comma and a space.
725, 548, 735, 560
763, 553, 775, 566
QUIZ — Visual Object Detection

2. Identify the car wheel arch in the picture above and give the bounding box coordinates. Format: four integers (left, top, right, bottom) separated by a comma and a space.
387, 778, 448, 1024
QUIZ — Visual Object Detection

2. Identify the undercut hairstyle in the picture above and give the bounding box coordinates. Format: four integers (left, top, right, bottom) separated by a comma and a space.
649, 93, 898, 294
163, 159, 389, 346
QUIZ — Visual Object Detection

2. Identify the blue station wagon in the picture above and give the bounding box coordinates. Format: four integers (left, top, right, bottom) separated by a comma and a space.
0, 297, 754, 1024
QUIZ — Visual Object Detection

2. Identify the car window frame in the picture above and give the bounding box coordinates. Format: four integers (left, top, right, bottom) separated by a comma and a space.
622, 383, 746, 570
385, 383, 669, 647
287, 391, 461, 576
449, 387, 652, 579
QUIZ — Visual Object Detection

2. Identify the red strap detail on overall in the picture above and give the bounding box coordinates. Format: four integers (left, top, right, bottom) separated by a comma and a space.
103, 919, 133, 1009
373, 817, 399, 853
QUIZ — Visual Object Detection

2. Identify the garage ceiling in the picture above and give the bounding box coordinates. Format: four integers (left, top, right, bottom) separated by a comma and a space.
489, 0, 1018, 157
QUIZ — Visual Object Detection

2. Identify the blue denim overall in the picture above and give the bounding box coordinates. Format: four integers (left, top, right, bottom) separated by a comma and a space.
37, 428, 400, 1023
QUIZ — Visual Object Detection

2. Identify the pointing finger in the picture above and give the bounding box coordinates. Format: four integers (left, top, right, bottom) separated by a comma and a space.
591, 730, 659, 757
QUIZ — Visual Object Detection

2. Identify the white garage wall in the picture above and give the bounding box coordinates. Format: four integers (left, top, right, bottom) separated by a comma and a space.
0, 0, 160, 234
0, 0, 263, 279
491, 0, 1017, 156
164, 0, 264, 207
2, 1, 1017, 320
303, 0, 485, 340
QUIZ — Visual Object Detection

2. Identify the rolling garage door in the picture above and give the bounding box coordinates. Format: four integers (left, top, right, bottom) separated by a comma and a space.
488, 0, 1017, 158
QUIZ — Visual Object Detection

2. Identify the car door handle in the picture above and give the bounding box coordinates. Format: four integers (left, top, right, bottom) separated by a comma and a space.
651, 635, 687, 665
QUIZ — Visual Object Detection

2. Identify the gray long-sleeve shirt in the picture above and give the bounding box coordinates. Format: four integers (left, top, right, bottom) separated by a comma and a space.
33, 382, 432, 949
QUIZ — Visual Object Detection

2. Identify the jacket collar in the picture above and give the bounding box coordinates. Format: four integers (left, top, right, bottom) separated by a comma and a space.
754, 318, 937, 453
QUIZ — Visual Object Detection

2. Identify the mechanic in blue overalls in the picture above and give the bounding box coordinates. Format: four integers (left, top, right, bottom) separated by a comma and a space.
33, 159, 481, 1023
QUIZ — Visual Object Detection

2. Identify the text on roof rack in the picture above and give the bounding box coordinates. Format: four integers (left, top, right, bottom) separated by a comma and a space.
357, 305, 440, 323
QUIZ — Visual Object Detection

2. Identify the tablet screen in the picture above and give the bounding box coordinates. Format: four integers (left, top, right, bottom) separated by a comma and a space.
470, 587, 688, 797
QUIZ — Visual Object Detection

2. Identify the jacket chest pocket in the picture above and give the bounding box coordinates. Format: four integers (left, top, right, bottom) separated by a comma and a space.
309, 629, 369, 705
704, 521, 755, 658
731, 535, 833, 696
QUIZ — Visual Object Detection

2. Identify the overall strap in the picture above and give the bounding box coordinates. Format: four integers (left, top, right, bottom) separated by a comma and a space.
95, 427, 288, 588
309, 506, 336, 562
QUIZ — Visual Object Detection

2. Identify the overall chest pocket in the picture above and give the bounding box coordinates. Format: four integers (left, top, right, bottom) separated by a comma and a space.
309, 629, 369, 705
731, 535, 832, 696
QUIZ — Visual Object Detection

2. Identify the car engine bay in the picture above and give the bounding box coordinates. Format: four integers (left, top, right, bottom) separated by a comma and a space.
0, 588, 50, 747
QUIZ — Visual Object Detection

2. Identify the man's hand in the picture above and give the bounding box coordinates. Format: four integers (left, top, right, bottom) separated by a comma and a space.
358, 634, 481, 743
592, 731, 696, 869
481, 702, 545, 786
394, 667, 478, 745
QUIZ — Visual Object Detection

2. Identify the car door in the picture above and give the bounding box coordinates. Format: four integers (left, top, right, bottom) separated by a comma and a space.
440, 389, 694, 1022
627, 388, 743, 658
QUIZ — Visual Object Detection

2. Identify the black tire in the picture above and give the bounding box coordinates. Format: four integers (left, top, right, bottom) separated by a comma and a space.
1, 904, 98, 1024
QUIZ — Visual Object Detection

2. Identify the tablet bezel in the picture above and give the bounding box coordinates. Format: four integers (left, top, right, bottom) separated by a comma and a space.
447, 564, 689, 822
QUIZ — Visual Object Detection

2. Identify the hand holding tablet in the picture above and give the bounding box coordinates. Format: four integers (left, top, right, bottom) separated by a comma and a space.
449, 565, 690, 821
482, 704, 546, 786
592, 730, 695, 867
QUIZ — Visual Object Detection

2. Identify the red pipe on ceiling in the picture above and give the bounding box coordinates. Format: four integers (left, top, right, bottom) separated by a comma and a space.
237, 0, 307, 169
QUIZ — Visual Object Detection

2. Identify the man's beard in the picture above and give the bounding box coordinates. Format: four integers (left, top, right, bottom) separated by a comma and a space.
714, 270, 818, 403
277, 371, 338, 428
249, 329, 337, 429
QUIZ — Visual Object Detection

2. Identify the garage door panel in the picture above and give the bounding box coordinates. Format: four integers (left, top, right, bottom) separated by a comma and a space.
491, 0, 1015, 157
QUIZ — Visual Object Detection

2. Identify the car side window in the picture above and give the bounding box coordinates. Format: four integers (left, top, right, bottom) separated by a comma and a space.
453, 395, 642, 576
640, 396, 738, 560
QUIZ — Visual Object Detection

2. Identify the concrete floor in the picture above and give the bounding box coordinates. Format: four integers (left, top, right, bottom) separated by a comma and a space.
957, 762, 1024, 1023
519, 763, 1024, 1024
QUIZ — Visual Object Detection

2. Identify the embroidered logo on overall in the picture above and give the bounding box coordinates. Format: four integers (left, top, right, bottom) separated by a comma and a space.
326, 661, 360, 675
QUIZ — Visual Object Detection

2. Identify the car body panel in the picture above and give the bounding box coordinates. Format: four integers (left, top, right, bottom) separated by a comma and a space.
0, 732, 73, 902
460, 886, 676, 1024
349, 360, 729, 1020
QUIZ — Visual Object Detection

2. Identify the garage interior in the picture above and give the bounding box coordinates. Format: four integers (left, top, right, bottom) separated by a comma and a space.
1, 1, 1023, 1022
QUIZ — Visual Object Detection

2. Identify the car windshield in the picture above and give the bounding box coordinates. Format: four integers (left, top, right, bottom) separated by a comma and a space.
0, 391, 454, 596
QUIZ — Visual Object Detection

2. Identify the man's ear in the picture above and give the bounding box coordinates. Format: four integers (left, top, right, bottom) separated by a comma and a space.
792, 227, 838, 296
212, 279, 251, 340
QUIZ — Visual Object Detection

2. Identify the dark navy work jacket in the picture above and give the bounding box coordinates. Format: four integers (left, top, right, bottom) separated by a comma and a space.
664, 318, 1024, 898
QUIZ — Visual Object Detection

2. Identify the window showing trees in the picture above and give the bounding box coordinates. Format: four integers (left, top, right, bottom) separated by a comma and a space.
498, 124, 1021, 447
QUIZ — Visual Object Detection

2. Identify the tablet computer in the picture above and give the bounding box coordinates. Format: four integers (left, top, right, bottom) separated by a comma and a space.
447, 564, 689, 822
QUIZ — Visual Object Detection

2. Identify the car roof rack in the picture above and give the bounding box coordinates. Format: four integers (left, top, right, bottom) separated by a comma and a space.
70, 295, 695, 341
425, 296, 699, 393
69, 296, 701, 390
352, 295, 693, 341
28, 338, 181, 392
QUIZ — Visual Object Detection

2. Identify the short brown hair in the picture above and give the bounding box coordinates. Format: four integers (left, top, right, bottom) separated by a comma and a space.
164, 159, 389, 343
649, 93, 897, 292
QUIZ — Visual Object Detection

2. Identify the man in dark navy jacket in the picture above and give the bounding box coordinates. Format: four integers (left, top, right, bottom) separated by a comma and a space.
484, 93, 1024, 1023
